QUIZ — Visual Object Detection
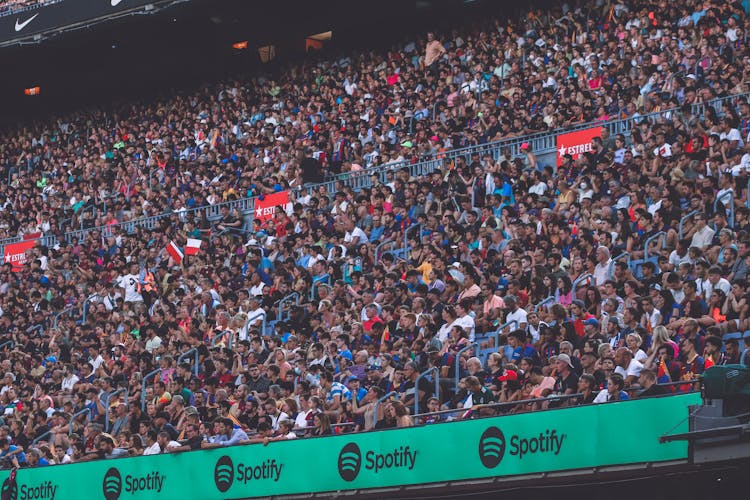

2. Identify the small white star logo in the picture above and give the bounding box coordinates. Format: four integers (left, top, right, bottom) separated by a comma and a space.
256, 207, 263, 218
3, 254, 10, 263
558, 144, 566, 156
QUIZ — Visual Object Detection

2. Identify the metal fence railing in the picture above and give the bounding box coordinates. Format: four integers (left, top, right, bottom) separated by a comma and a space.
1, 91, 748, 258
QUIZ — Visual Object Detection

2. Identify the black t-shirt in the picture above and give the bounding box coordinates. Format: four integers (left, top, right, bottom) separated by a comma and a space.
247, 376, 271, 395
639, 384, 669, 398
183, 434, 205, 450
402, 377, 433, 413
301, 157, 323, 184
555, 371, 579, 394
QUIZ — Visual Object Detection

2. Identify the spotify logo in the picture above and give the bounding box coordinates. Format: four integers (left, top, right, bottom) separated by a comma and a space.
214, 455, 235, 493
102, 467, 123, 500
0, 475, 17, 500
479, 427, 506, 468
337, 443, 362, 482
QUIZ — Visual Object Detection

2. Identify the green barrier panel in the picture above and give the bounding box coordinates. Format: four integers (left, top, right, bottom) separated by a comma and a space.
0, 393, 699, 500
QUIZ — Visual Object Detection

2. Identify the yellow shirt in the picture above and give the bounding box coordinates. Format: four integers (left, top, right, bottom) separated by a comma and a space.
416, 261, 433, 284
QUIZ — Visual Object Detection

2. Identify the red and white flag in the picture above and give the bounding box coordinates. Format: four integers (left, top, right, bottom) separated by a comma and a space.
166, 241, 183, 265
185, 238, 202, 255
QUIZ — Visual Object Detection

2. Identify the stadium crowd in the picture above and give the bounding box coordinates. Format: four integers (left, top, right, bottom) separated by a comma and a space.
0, 0, 748, 466
0, 0, 55, 17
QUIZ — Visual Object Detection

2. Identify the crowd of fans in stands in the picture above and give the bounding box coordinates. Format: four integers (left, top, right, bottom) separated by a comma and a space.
0, 0, 56, 17
0, 0, 749, 467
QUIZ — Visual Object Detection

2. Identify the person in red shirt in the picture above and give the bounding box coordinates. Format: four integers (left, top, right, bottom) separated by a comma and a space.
570, 300, 596, 337
363, 304, 384, 333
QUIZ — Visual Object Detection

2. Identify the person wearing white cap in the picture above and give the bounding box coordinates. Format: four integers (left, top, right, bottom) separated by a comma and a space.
554, 354, 579, 396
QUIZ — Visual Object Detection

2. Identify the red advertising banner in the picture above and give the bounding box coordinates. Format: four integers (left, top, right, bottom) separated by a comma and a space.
4, 240, 35, 271
556, 126, 603, 166
254, 191, 290, 222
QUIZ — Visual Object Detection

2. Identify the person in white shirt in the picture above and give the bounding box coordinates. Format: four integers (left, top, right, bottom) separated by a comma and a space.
117, 262, 143, 304
593, 246, 612, 286
61, 365, 79, 393
504, 296, 528, 331
689, 213, 715, 250
625, 333, 648, 364
294, 396, 317, 429
614, 347, 643, 386
593, 374, 629, 403
652, 132, 672, 157
88, 346, 104, 371
343, 219, 368, 246
704, 266, 731, 300
453, 300, 476, 342
142, 431, 162, 456
720, 118, 744, 149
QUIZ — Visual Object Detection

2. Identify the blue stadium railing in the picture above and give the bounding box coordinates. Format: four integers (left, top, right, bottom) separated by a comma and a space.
1, 91, 748, 261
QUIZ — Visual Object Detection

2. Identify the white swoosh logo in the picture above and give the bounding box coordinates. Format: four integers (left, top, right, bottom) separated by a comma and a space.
111, 0, 123, 6
14, 13, 39, 32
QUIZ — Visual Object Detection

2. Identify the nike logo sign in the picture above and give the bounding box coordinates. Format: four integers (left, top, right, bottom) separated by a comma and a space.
111, 0, 123, 5
14, 13, 39, 32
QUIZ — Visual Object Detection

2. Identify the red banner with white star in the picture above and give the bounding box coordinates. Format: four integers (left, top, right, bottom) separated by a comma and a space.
4, 240, 35, 272
556, 126, 603, 167
254, 191, 290, 222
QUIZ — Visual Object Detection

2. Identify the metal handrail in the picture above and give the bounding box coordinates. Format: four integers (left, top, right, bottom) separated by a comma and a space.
31, 430, 53, 446
643, 231, 666, 262
678, 210, 700, 239
310, 274, 331, 300
53, 306, 75, 329
211, 330, 233, 350
404, 222, 423, 249
277, 292, 300, 322
330, 422, 356, 430
374, 239, 395, 265
412, 392, 586, 419
177, 348, 200, 376
413, 367, 440, 417
244, 310, 267, 338
140, 368, 162, 411
2, 91, 748, 257
104, 389, 129, 433
455, 342, 478, 390
610, 252, 631, 276
534, 296, 555, 312
69, 408, 92, 436
372, 391, 398, 429
481, 319, 519, 345
572, 273, 593, 296
25, 325, 44, 336
81, 293, 102, 324
78, 205, 97, 231
714, 190, 735, 228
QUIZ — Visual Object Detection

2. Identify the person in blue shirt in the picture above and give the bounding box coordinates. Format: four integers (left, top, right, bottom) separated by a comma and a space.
0, 439, 26, 468
27, 448, 50, 466
594, 373, 630, 403
347, 377, 368, 403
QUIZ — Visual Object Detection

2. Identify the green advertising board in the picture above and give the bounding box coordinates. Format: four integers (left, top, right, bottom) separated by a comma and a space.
0, 393, 699, 499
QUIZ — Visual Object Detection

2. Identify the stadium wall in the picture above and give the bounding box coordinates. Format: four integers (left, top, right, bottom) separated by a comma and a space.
0, 393, 699, 499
